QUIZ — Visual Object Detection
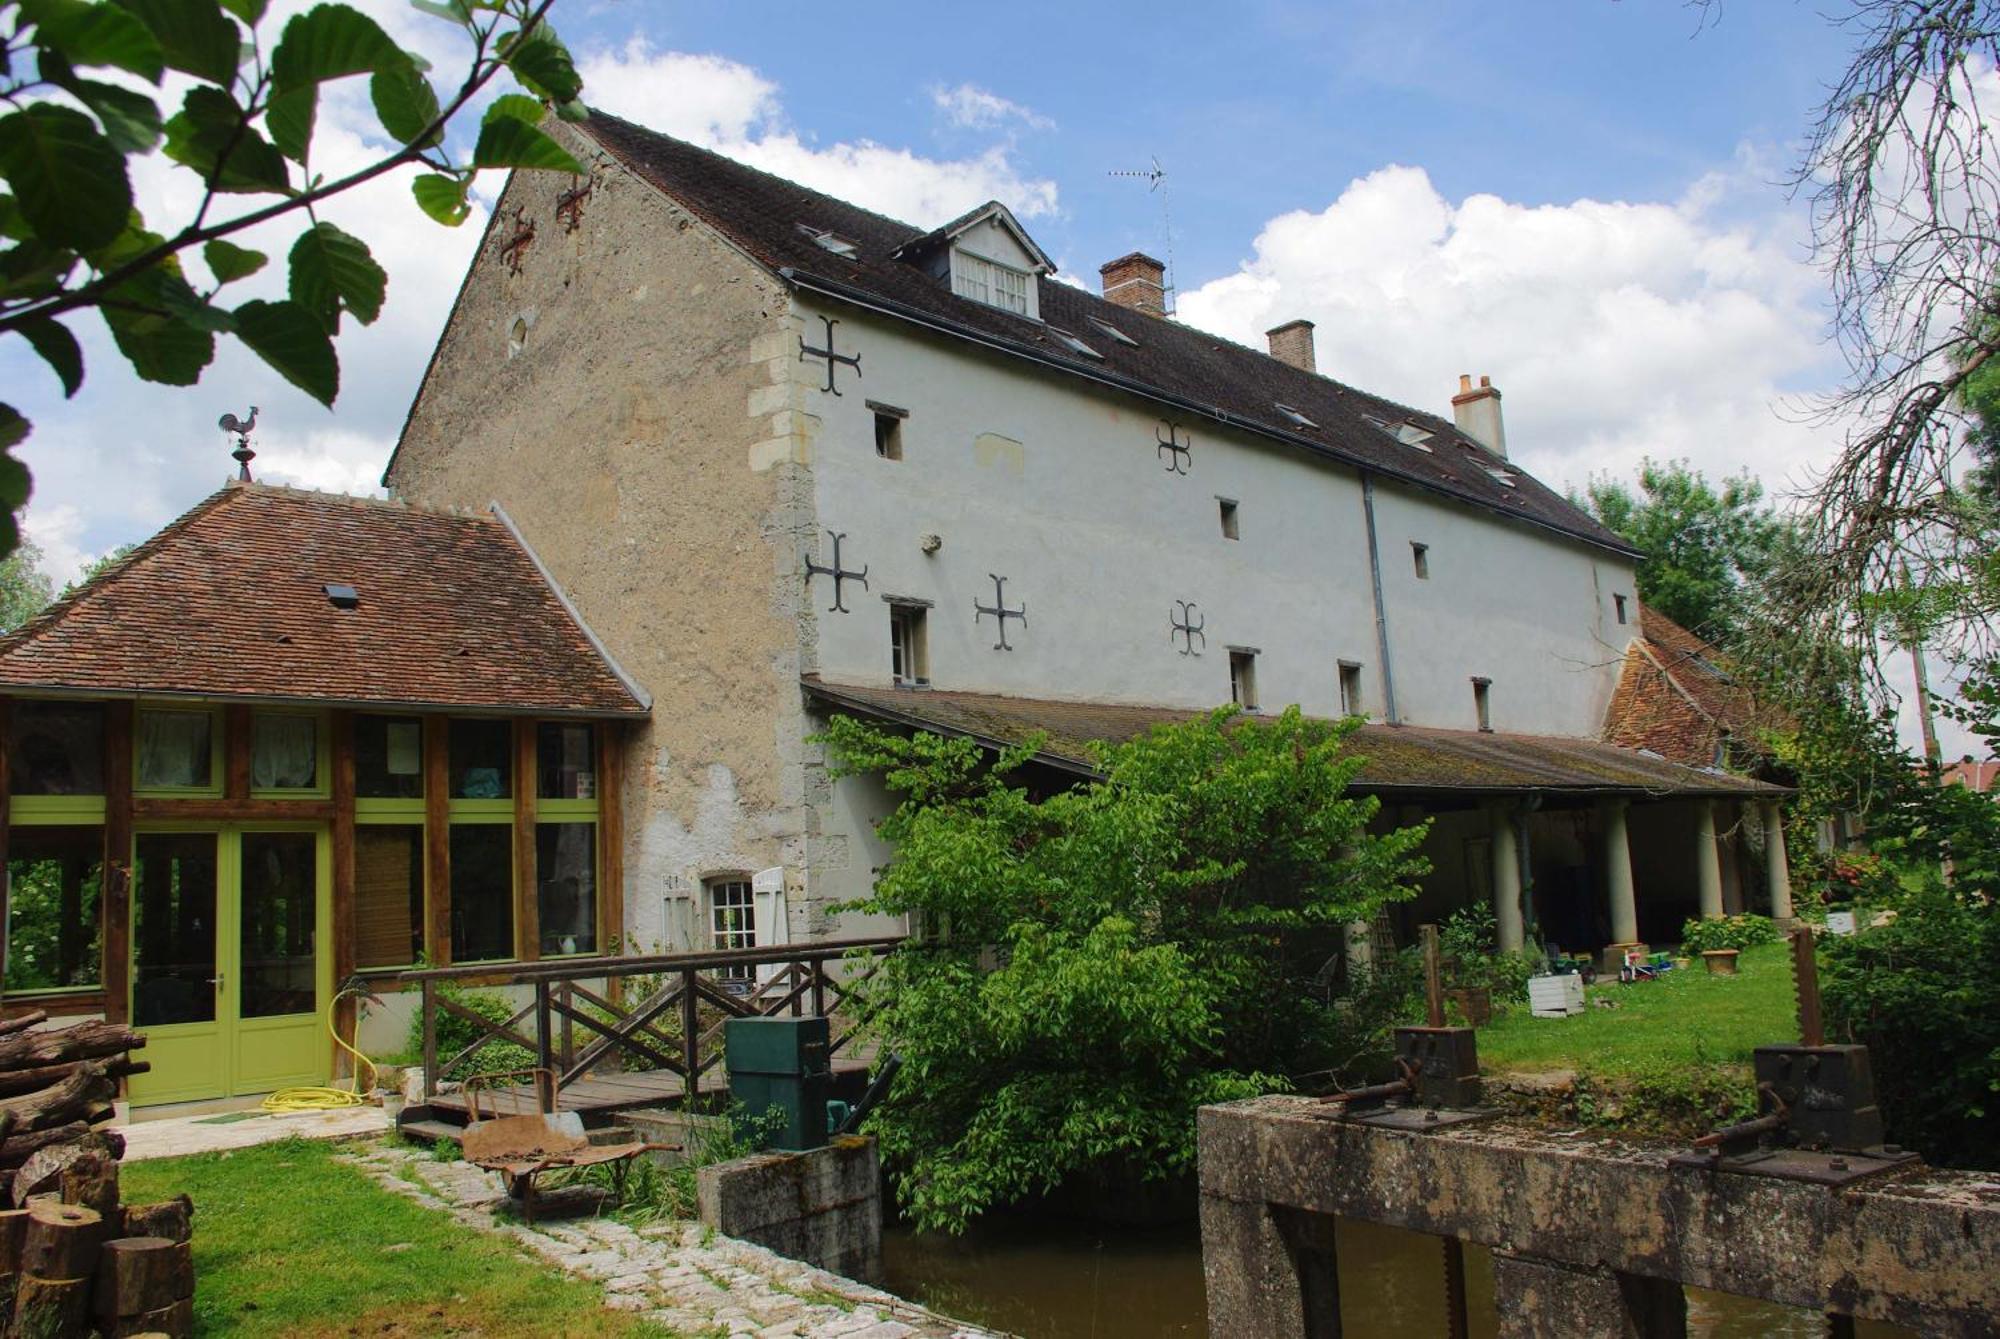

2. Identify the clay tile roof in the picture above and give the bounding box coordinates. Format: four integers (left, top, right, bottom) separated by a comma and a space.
1601, 604, 1779, 768
1942, 759, 1999, 794
0, 484, 647, 716
575, 113, 1638, 561
802, 677, 1785, 797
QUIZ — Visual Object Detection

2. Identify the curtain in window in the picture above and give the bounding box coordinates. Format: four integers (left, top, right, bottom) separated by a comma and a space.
136, 711, 210, 788
252, 715, 317, 789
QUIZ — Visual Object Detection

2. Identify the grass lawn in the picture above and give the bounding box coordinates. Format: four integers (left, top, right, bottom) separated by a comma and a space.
121, 1137, 677, 1338
1476, 941, 1797, 1077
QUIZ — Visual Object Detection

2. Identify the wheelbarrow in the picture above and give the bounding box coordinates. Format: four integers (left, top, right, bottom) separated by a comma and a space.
459, 1068, 677, 1223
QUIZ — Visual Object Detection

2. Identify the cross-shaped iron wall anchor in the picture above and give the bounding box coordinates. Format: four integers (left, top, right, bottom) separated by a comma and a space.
1171, 601, 1206, 656
1156, 421, 1192, 475
804, 530, 869, 612
799, 316, 862, 395
975, 574, 1026, 651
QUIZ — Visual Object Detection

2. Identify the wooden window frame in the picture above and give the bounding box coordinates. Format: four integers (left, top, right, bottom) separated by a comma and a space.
132, 701, 224, 798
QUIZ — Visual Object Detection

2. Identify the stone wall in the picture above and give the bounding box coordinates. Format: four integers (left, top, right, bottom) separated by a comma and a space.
696, 1135, 883, 1283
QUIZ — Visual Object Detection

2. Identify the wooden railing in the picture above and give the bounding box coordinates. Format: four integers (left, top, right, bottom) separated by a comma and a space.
398, 936, 905, 1103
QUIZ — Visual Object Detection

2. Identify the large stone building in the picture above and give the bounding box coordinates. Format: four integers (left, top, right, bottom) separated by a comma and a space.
0, 112, 1792, 1105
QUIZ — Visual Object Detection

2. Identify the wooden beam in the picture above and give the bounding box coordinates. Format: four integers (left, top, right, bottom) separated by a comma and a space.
514, 718, 538, 962
101, 702, 133, 1026
424, 716, 450, 966
330, 710, 356, 1078
132, 798, 335, 821
0, 698, 10, 996
597, 723, 623, 959
223, 704, 251, 800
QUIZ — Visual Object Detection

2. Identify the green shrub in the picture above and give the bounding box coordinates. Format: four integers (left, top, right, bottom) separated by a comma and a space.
1679, 913, 1780, 955
1438, 903, 1540, 1002
405, 984, 537, 1080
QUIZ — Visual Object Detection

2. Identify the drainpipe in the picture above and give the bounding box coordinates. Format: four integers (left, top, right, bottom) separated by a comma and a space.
1360, 474, 1400, 724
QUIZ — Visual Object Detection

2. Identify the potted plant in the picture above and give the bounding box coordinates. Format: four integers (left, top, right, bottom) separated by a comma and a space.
1439, 906, 1500, 1025
1700, 948, 1740, 976
1680, 913, 1780, 977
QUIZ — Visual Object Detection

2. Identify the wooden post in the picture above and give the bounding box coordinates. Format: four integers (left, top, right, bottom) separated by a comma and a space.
423, 716, 450, 966
559, 982, 574, 1071
680, 967, 699, 1084
597, 723, 623, 957
1792, 927, 1823, 1048
223, 704, 251, 801
420, 979, 437, 1100
811, 961, 826, 1019
514, 719, 538, 962
102, 702, 133, 1026
1421, 923, 1446, 1029
533, 979, 553, 1111
330, 710, 357, 1081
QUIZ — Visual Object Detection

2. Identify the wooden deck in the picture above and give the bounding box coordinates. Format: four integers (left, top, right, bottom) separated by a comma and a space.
427, 1056, 875, 1121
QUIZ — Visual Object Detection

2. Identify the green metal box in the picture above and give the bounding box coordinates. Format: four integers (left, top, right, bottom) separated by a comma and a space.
723, 1016, 831, 1152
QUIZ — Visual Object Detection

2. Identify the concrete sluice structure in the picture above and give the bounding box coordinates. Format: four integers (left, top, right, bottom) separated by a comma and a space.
1199, 1095, 2000, 1337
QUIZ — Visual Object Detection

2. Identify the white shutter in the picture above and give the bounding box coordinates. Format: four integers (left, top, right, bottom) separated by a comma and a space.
751, 867, 788, 985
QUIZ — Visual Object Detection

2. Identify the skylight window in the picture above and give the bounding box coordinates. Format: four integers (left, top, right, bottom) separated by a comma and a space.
324, 583, 360, 609
1275, 404, 1317, 430
1363, 414, 1434, 451
1050, 329, 1102, 360
1483, 467, 1517, 489
1087, 316, 1139, 347
796, 224, 858, 258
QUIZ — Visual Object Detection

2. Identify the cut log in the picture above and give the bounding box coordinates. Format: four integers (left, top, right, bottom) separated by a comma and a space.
94, 1238, 191, 1318
10, 1273, 90, 1338
0, 1063, 117, 1135
0, 1272, 15, 1324
0, 1013, 48, 1039
115, 1198, 191, 1246
0, 1209, 25, 1274
0, 1125, 86, 1175
57, 1150, 117, 1220
0, 1021, 144, 1073
104, 1295, 192, 1338
0, 1056, 149, 1100
20, 1200, 101, 1280
13, 1131, 119, 1207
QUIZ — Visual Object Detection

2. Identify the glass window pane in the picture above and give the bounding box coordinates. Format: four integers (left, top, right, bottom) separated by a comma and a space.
239, 831, 317, 1019
356, 715, 423, 799
707, 879, 755, 982
251, 714, 318, 789
449, 824, 512, 962
355, 825, 424, 970
133, 833, 217, 1026
449, 719, 511, 800
536, 723, 595, 800
9, 701, 104, 796
136, 709, 212, 789
4, 826, 103, 991
536, 822, 595, 956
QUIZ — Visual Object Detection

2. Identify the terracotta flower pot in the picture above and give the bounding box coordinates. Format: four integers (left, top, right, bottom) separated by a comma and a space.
1701, 948, 1740, 976
1447, 987, 1493, 1027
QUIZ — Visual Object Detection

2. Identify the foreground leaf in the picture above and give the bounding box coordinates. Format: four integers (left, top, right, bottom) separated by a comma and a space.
0, 105, 131, 252
163, 87, 290, 194
203, 237, 265, 283
472, 116, 580, 173
0, 405, 27, 454
114, 0, 241, 85
370, 62, 441, 146
482, 93, 544, 127
65, 76, 164, 153
288, 221, 384, 332
502, 30, 581, 103
410, 172, 468, 225
17, 318, 83, 397
29, 0, 166, 82
233, 298, 337, 404
271, 3, 402, 93
265, 85, 317, 164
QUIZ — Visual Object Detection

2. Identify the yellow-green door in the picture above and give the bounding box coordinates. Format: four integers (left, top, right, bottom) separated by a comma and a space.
126, 827, 330, 1106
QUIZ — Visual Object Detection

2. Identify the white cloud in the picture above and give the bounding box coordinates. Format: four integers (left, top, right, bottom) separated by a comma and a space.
930, 83, 1054, 132
577, 40, 1058, 224
1175, 157, 1835, 504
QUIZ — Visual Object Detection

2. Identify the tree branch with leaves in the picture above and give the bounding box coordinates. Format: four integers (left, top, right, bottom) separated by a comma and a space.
0, 0, 591, 554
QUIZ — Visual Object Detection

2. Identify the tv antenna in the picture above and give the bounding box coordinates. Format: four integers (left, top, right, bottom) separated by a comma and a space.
218, 405, 258, 481
1108, 156, 1177, 315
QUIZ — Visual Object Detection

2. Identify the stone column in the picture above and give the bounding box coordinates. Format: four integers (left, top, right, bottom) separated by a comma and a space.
1344, 921, 1374, 975
1694, 800, 1724, 921
1760, 800, 1794, 921
1601, 798, 1638, 950
1491, 1252, 1686, 1339
1491, 804, 1524, 953
1199, 1195, 1341, 1338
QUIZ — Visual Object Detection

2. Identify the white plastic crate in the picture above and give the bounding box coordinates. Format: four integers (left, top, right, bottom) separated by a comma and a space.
1527, 973, 1586, 1018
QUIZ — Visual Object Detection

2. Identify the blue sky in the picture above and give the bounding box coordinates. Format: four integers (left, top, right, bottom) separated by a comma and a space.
3, 1, 1977, 753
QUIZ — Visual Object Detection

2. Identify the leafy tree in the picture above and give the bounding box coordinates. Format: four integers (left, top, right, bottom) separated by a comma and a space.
822, 706, 1429, 1233
0, 0, 592, 556
1574, 459, 1789, 644
0, 535, 53, 630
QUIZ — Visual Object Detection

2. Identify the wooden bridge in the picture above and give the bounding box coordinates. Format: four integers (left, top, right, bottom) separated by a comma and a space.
397, 936, 902, 1132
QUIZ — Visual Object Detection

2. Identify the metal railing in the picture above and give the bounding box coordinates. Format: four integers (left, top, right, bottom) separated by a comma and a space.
398, 936, 905, 1103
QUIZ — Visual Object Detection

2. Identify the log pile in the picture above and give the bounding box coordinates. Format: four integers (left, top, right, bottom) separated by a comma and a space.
0, 1015, 194, 1338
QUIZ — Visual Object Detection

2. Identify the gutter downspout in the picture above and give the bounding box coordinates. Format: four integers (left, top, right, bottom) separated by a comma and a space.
1360, 473, 1400, 725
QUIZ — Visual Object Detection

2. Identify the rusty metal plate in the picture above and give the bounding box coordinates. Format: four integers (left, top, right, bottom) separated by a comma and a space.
1349, 1106, 1498, 1133
462, 1114, 587, 1165
1668, 1146, 1921, 1188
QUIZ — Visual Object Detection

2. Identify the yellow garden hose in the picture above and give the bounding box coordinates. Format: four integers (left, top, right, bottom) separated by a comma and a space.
260, 983, 381, 1113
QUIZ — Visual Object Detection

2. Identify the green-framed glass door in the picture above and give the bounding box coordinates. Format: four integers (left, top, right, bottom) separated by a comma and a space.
126, 825, 331, 1106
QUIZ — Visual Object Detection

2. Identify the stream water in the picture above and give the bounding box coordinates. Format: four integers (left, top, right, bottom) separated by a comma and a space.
882, 1215, 1918, 1338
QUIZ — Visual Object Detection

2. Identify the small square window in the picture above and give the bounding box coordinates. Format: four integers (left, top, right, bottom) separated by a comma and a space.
1472, 677, 1493, 732
1412, 543, 1430, 579
136, 708, 213, 789
356, 715, 423, 799
8, 701, 104, 796
875, 413, 902, 460
537, 722, 596, 800
1339, 662, 1364, 717
1230, 650, 1259, 712
1219, 499, 1240, 540
251, 712, 318, 790
1614, 593, 1629, 625
890, 604, 929, 686
449, 718, 512, 800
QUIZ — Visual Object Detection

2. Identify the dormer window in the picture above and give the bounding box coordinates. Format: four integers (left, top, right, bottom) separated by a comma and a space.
797, 224, 858, 258
952, 251, 1032, 315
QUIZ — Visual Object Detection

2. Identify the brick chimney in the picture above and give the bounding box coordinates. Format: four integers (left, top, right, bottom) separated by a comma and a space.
1266, 320, 1316, 374
1099, 252, 1167, 318
1451, 373, 1507, 459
